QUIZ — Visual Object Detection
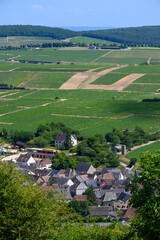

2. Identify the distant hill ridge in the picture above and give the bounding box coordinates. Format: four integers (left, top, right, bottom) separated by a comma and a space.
0, 25, 77, 39
0, 25, 160, 45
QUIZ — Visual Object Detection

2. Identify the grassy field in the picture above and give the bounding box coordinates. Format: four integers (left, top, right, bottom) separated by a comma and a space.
96, 57, 148, 64
0, 36, 61, 47
134, 74, 160, 83
69, 36, 119, 45
94, 49, 160, 64
91, 73, 128, 85
0, 89, 160, 136
126, 141, 160, 160
124, 84, 160, 92
0, 72, 36, 86
104, 49, 160, 58
24, 72, 74, 88
0, 48, 160, 140
4, 49, 110, 63
113, 65, 160, 74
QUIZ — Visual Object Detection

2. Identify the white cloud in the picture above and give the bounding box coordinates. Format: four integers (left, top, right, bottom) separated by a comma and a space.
31, 4, 44, 10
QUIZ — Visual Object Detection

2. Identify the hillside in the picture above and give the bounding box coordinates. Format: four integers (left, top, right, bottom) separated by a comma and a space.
81, 26, 160, 45
1, 25, 160, 45
0, 25, 77, 39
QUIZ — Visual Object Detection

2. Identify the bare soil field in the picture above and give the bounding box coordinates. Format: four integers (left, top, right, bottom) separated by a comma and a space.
60, 66, 125, 90
83, 73, 145, 91
59, 69, 94, 89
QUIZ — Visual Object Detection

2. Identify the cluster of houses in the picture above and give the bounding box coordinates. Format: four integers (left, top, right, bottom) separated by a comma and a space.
1, 132, 135, 221
7, 146, 137, 221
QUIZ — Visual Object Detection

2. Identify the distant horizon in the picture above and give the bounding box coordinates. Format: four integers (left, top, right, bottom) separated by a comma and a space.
0, 24, 160, 31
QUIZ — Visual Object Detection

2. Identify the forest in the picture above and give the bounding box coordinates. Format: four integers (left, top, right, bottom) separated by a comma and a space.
1, 25, 160, 45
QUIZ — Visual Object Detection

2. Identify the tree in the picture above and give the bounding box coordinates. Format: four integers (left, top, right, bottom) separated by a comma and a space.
83, 186, 97, 205
129, 152, 160, 240
68, 200, 91, 216
0, 162, 138, 240
0, 162, 74, 240
52, 152, 78, 170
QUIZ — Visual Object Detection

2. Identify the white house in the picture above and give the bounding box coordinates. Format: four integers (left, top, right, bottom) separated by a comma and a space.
16, 154, 36, 166
76, 182, 88, 195
55, 133, 77, 147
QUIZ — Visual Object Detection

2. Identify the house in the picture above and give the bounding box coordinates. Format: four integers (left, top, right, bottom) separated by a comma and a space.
71, 176, 88, 196
73, 195, 88, 201
55, 133, 77, 147
107, 169, 125, 181
56, 178, 74, 188
76, 182, 88, 195
16, 154, 36, 166
99, 172, 116, 186
32, 159, 52, 170
76, 163, 96, 174
121, 207, 136, 222
89, 206, 117, 218
103, 191, 118, 202
117, 192, 131, 202
88, 45, 96, 50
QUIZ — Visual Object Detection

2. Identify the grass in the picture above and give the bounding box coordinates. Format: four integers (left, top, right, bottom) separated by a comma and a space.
124, 84, 160, 92
134, 74, 160, 83
69, 36, 119, 45
104, 49, 160, 58
91, 73, 128, 85
1, 90, 160, 136
25, 72, 74, 88
10, 49, 109, 63
1, 48, 160, 138
125, 141, 160, 160
0, 72, 36, 86
0, 36, 61, 47
96, 57, 148, 64
113, 65, 160, 74
0, 62, 20, 70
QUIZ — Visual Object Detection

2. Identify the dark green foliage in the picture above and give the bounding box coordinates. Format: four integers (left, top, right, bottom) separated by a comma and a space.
82, 25, 160, 45
52, 152, 78, 170
68, 200, 91, 215
0, 162, 75, 240
77, 135, 119, 168
105, 126, 150, 149
129, 152, 160, 240
0, 25, 77, 39
0, 161, 139, 239
128, 158, 137, 168
83, 186, 97, 205
0, 122, 79, 148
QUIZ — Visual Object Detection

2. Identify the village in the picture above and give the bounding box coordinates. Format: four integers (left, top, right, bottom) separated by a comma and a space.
1, 131, 137, 223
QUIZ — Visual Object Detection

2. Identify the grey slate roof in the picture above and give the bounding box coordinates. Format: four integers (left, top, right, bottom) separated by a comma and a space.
89, 206, 114, 217
76, 163, 92, 173
56, 178, 70, 186
85, 180, 100, 188
117, 192, 131, 202
17, 154, 31, 163
55, 133, 66, 141
103, 191, 118, 202
47, 169, 59, 176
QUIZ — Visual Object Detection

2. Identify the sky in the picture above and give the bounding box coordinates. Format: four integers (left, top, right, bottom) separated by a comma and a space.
0, 0, 160, 28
